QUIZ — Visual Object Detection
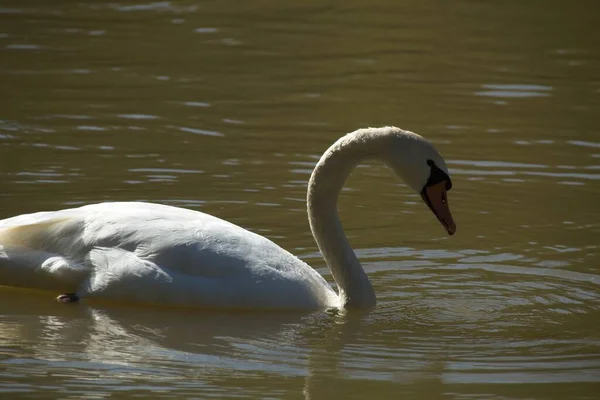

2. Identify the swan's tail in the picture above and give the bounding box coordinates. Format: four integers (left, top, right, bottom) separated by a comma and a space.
0, 212, 91, 291
0, 228, 87, 293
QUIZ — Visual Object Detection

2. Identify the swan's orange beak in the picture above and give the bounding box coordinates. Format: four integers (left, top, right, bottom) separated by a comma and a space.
420, 181, 456, 235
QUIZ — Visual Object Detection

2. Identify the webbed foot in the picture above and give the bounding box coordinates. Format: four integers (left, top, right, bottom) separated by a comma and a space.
56, 293, 79, 303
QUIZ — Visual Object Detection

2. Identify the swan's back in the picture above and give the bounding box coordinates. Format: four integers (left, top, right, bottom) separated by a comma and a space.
0, 202, 338, 309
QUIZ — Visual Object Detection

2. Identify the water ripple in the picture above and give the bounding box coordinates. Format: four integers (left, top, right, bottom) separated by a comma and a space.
476, 84, 553, 98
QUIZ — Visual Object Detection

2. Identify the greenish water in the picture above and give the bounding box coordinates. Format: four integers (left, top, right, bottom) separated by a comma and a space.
1, 1, 599, 398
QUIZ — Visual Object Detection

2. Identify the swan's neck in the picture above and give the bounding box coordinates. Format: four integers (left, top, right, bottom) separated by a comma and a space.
307, 131, 391, 308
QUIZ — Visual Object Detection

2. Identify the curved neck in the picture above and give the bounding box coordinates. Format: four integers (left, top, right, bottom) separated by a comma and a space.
307, 131, 390, 308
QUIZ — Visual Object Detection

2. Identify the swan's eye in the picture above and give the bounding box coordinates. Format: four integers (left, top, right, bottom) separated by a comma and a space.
441, 193, 447, 204
424, 160, 451, 191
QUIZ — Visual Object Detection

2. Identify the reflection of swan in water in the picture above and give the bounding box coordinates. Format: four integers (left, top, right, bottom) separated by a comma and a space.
0, 288, 349, 379
0, 127, 455, 309
0, 286, 375, 398
0, 293, 442, 399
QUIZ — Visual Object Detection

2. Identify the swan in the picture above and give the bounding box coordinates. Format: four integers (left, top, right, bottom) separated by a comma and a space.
0, 126, 455, 309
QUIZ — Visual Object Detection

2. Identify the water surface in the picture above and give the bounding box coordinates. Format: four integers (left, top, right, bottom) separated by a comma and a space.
1, 1, 599, 398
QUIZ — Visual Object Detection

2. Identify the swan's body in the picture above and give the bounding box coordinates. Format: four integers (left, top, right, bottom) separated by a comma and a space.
0, 127, 455, 309
0, 202, 339, 308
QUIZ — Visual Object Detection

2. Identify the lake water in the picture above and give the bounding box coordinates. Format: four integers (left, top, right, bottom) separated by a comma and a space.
1, 1, 599, 399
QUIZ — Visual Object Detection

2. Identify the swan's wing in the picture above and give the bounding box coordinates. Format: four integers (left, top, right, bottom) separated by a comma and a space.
79, 202, 316, 281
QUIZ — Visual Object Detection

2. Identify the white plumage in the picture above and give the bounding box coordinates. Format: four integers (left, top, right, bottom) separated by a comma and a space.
0, 202, 338, 308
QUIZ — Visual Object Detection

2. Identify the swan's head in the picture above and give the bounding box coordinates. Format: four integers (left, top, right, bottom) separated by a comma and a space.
382, 127, 456, 235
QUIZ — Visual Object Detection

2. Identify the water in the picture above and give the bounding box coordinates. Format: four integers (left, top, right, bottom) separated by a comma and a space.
1, 0, 599, 398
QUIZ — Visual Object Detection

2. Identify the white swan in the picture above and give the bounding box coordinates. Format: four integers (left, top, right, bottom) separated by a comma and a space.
0, 127, 455, 309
